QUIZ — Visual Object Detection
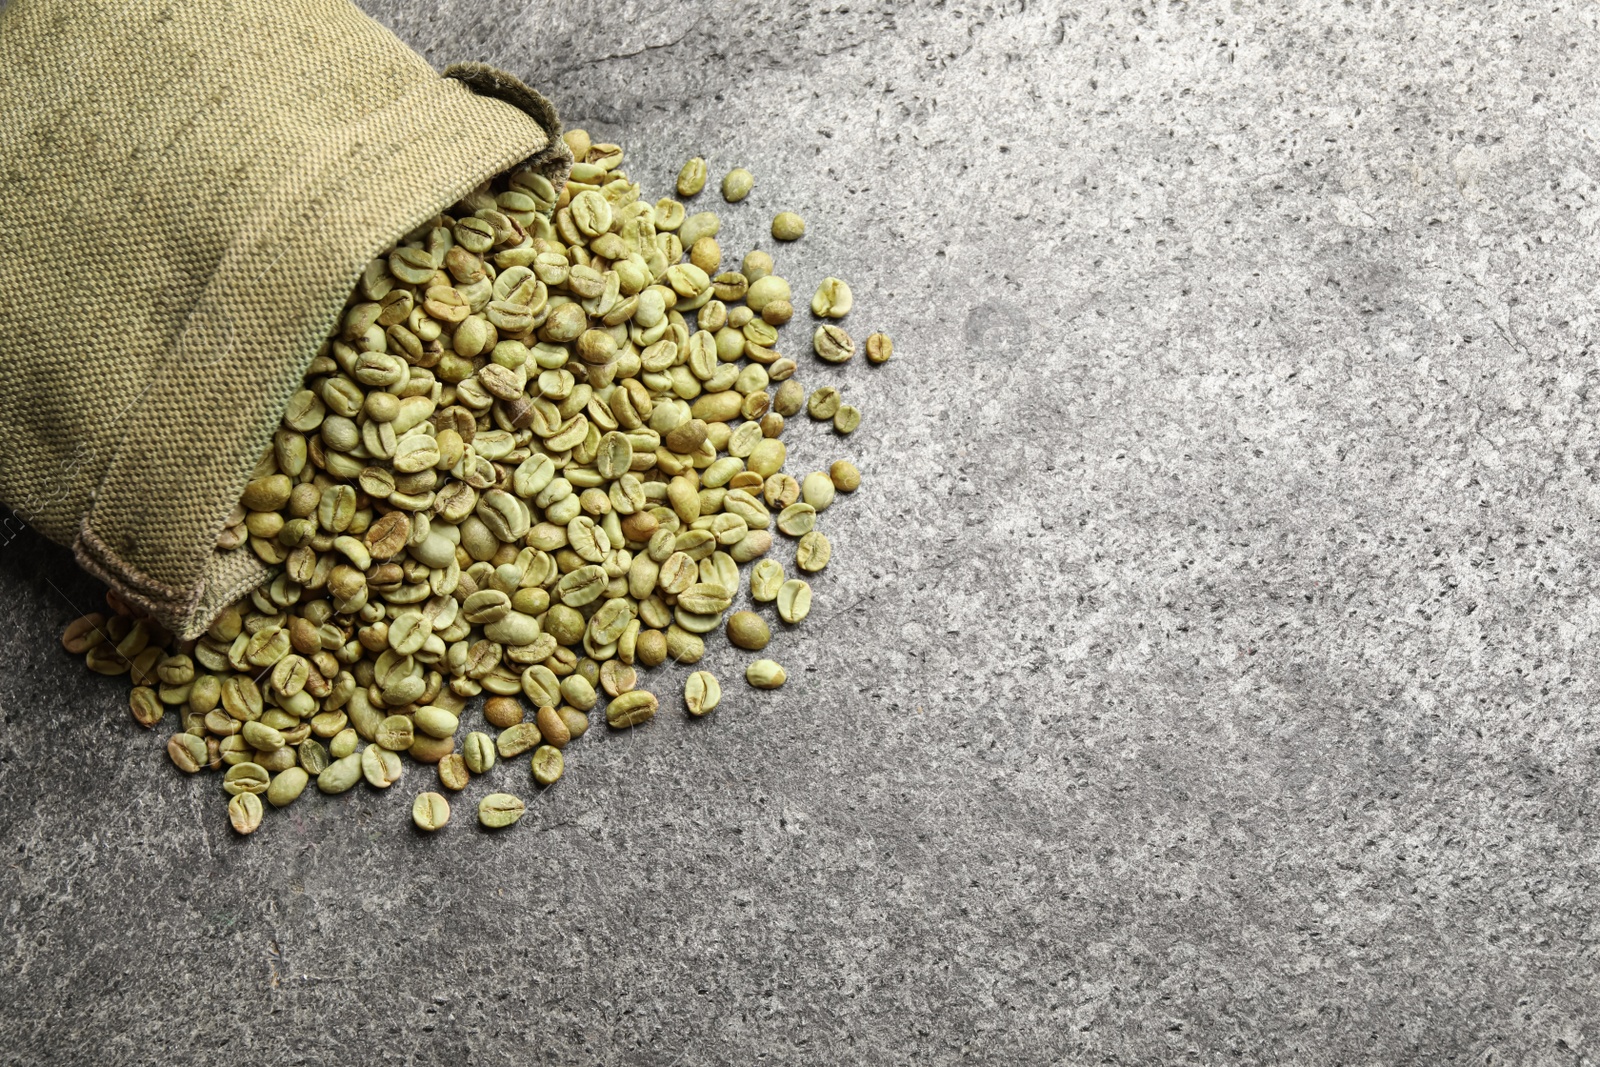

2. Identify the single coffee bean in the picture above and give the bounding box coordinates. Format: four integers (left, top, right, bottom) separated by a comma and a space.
329, 728, 359, 760
167, 733, 208, 773
478, 793, 526, 829
413, 791, 451, 831
375, 714, 414, 751
242, 720, 286, 751
777, 580, 813, 624
810, 277, 852, 318
606, 689, 659, 728
318, 752, 363, 794
266, 766, 309, 808
771, 212, 805, 241
228, 792, 264, 835
129, 686, 164, 728
771, 383, 803, 422
740, 250, 774, 283
223, 762, 270, 796
684, 671, 721, 717
414, 705, 459, 739
437, 752, 469, 791
801, 472, 836, 512
750, 559, 785, 602
721, 167, 754, 202
559, 706, 590, 741
525, 706, 567, 752
483, 695, 525, 729
813, 324, 854, 364
361, 744, 403, 788
496, 721, 542, 758
807, 386, 841, 420
829, 460, 861, 491
865, 331, 893, 364
745, 659, 787, 689
796, 530, 832, 573
463, 731, 497, 774
530, 745, 564, 785
298, 738, 330, 775
746, 275, 790, 313
62, 613, 109, 654
677, 157, 707, 197
598, 658, 636, 697
726, 611, 770, 651
776, 502, 817, 537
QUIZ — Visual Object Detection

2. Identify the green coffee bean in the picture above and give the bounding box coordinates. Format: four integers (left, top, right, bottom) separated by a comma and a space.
764, 473, 800, 509
772, 379, 804, 417
329, 728, 360, 760
726, 611, 770, 651
810, 277, 853, 318
463, 731, 497, 774
228, 792, 264, 835
678, 583, 733, 615
560, 673, 598, 711
438, 752, 469, 791
865, 332, 892, 364
606, 689, 659, 728
813, 324, 854, 363
560, 706, 590, 741
266, 767, 309, 808
677, 157, 707, 196
298, 738, 330, 775
242, 720, 286, 751
777, 580, 812, 624
796, 530, 832, 573
680, 211, 720, 248
750, 559, 785, 601
223, 762, 270, 796
497, 722, 542, 758
807, 386, 841, 419
745, 659, 787, 689
801, 472, 836, 512
129, 686, 163, 728
318, 752, 363, 794
721, 167, 754, 202
77, 128, 881, 814
665, 626, 704, 664
771, 212, 805, 241
531, 745, 564, 785
167, 733, 208, 773
684, 671, 721, 717
413, 792, 451, 831
361, 744, 403, 788
776, 502, 817, 536
478, 793, 526, 829
746, 275, 790, 313
414, 705, 459, 739
375, 715, 414, 751
830, 460, 861, 491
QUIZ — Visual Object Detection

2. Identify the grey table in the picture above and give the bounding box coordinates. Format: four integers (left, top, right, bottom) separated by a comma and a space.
4, 2, 1598, 1063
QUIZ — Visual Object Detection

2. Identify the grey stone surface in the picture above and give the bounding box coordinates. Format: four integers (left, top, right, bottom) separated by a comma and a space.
4, 0, 1600, 1063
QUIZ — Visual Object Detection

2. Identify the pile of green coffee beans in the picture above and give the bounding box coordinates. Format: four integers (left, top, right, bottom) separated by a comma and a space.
61, 128, 892, 835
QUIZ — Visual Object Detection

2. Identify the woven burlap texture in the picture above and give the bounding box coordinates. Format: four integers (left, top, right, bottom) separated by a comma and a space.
0, 0, 571, 639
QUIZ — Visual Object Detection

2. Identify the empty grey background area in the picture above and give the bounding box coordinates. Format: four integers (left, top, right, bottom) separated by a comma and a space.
3, 0, 1598, 1063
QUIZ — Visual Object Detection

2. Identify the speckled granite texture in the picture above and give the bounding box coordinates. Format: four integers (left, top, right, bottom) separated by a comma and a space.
3, 1, 1599, 1063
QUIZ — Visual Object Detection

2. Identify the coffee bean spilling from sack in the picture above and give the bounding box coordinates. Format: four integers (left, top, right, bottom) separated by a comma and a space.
62, 130, 892, 835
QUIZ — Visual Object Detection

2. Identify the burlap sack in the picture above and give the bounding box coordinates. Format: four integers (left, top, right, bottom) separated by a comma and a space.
0, 0, 571, 638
